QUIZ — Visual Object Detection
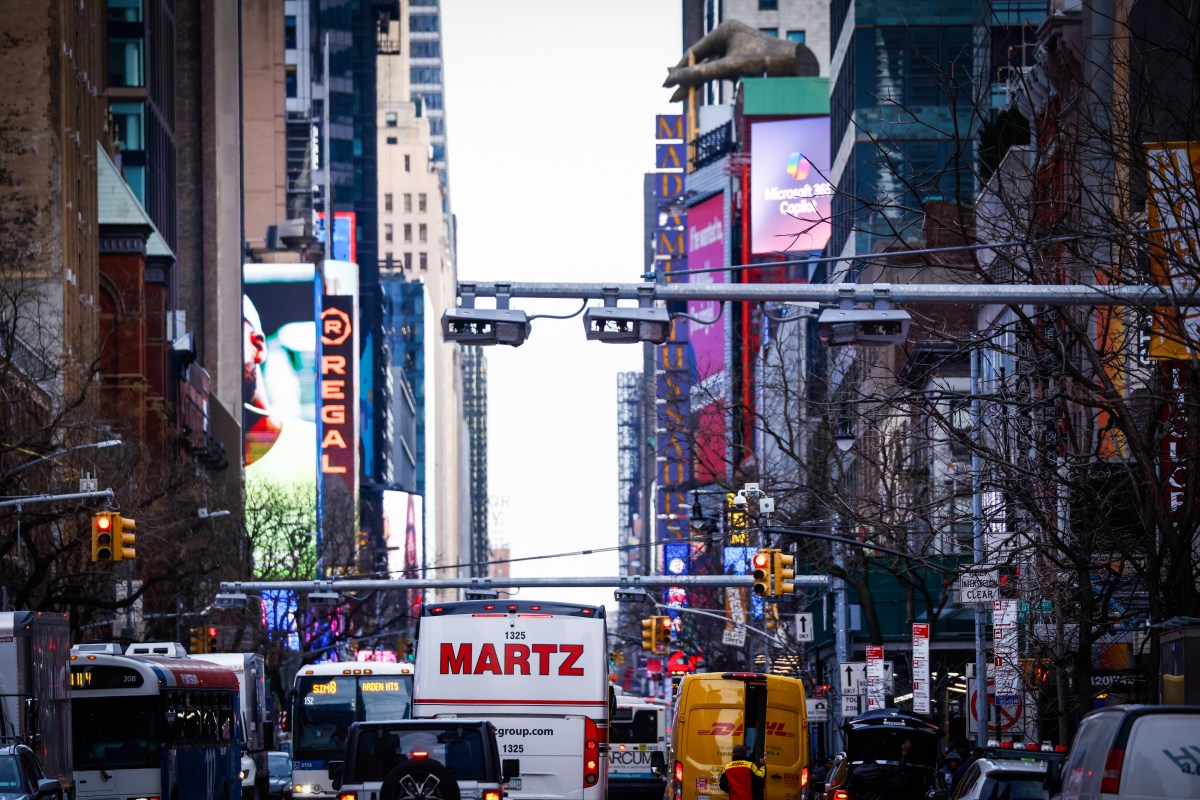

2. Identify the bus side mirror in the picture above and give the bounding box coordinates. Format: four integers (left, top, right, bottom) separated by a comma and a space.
328, 761, 344, 790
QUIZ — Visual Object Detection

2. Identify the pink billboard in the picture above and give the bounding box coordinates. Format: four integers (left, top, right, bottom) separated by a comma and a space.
750, 117, 832, 254
687, 194, 727, 485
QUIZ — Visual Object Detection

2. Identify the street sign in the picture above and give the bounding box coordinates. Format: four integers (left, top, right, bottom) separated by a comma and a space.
795, 612, 814, 642
722, 627, 746, 647
957, 571, 1000, 604
912, 623, 930, 715
966, 677, 1026, 734
806, 698, 829, 723
841, 694, 860, 717
840, 662, 867, 695
866, 646, 885, 710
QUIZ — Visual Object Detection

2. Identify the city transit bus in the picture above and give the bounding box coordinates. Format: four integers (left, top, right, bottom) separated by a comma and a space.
608, 694, 669, 798
414, 600, 610, 800
289, 661, 415, 800
667, 672, 809, 800
69, 644, 242, 800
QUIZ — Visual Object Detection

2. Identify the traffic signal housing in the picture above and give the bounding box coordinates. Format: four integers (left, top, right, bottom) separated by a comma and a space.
752, 549, 774, 596
641, 617, 656, 651
655, 616, 671, 653
115, 514, 136, 561
773, 551, 796, 596
207, 626, 219, 653
189, 627, 205, 654
91, 512, 115, 562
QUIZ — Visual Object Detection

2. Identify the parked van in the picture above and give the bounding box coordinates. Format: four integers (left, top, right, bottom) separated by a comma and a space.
1053, 704, 1200, 800
667, 672, 808, 800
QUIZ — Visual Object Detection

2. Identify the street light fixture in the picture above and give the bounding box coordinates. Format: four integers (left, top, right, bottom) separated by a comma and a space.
1, 438, 123, 480
441, 282, 530, 346
583, 286, 670, 344
213, 592, 249, 608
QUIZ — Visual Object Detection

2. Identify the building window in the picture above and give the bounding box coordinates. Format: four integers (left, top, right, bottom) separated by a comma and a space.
385, 112, 398, 127
420, 252, 428, 270
404, 193, 412, 212
411, 40, 441, 58
404, 154, 411, 172
409, 13, 439, 33
285, 65, 297, 98
108, 37, 144, 87
759, 28, 778, 37
410, 66, 443, 86
108, 0, 142, 22
787, 30, 806, 43
404, 252, 413, 270
422, 92, 443, 110
284, 16, 297, 50
386, 136, 398, 145
404, 224, 413, 243
384, 251, 394, 268
384, 193, 393, 212
428, 118, 445, 136
418, 193, 427, 213
418, 223, 427, 243
758, 0, 778, 9
385, 224, 394, 242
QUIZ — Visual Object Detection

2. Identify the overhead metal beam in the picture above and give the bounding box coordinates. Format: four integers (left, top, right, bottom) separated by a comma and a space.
455, 280, 1189, 307
220, 574, 828, 593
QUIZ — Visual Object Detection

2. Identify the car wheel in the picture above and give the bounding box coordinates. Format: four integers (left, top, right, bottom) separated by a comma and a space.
379, 759, 461, 800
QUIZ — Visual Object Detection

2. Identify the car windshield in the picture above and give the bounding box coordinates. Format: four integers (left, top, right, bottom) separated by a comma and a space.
847, 728, 938, 767
984, 776, 1047, 800
268, 754, 291, 774
351, 727, 488, 782
0, 757, 20, 791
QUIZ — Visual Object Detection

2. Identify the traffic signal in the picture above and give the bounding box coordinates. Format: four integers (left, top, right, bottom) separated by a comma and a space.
207, 626, 219, 653
655, 617, 672, 653
91, 512, 115, 561
189, 627, 205, 653
641, 617, 656, 651
773, 551, 796, 595
114, 514, 136, 561
752, 549, 774, 596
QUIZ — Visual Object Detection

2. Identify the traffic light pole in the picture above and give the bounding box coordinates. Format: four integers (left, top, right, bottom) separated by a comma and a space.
0, 488, 114, 508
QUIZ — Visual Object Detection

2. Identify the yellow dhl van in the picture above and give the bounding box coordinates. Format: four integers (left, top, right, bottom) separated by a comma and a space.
667, 672, 809, 800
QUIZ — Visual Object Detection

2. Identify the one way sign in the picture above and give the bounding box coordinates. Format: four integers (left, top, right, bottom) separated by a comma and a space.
840, 662, 867, 694
840, 661, 894, 695
794, 613, 814, 643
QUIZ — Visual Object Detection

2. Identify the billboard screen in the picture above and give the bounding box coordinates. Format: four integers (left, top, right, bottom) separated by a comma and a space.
687, 195, 727, 484
750, 118, 832, 254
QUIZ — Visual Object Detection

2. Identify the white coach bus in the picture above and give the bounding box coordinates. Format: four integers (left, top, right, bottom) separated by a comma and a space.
414, 600, 611, 800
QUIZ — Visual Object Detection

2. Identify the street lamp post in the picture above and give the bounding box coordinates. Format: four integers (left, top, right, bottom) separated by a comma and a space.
0, 439, 123, 481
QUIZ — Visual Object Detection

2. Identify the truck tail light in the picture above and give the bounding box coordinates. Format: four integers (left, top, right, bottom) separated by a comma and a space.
801, 767, 808, 788
583, 717, 600, 787
833, 791, 849, 800
1101, 748, 1124, 794
338, 793, 356, 800
484, 792, 501, 800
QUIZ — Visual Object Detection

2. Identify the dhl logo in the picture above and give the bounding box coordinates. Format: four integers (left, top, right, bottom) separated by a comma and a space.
695, 721, 795, 739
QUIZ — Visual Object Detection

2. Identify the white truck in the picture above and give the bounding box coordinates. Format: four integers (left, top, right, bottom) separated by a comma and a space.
0, 611, 74, 800
414, 600, 611, 800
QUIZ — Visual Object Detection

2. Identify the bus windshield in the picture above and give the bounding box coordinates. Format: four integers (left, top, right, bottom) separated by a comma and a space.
611, 709, 658, 743
293, 674, 413, 760
73, 696, 160, 769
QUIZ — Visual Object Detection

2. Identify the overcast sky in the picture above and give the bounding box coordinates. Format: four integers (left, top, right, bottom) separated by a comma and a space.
441, 1, 682, 609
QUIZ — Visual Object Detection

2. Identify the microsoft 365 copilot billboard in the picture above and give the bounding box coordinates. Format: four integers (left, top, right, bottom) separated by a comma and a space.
750, 117, 832, 254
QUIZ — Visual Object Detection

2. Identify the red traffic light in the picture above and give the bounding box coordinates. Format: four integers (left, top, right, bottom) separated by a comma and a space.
660, 618, 671, 629
207, 627, 217, 637
753, 552, 770, 568
96, 515, 112, 531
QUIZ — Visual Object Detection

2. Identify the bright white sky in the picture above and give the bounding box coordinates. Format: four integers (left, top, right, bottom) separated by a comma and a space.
441, 1, 682, 610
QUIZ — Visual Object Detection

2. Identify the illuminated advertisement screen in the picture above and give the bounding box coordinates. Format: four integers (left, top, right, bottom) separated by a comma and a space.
663, 540, 691, 612
724, 546, 764, 620
316, 211, 358, 264
687, 194, 728, 485
750, 117, 832, 254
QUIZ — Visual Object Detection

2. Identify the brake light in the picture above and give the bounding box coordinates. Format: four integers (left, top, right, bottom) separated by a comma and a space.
583, 717, 600, 787
484, 792, 501, 800
411, 751, 429, 759
801, 767, 808, 788
674, 760, 684, 784
1101, 749, 1124, 794
834, 791, 849, 800
338, 794, 356, 800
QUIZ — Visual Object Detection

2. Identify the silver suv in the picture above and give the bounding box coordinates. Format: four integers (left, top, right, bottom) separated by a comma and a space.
331, 720, 505, 800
